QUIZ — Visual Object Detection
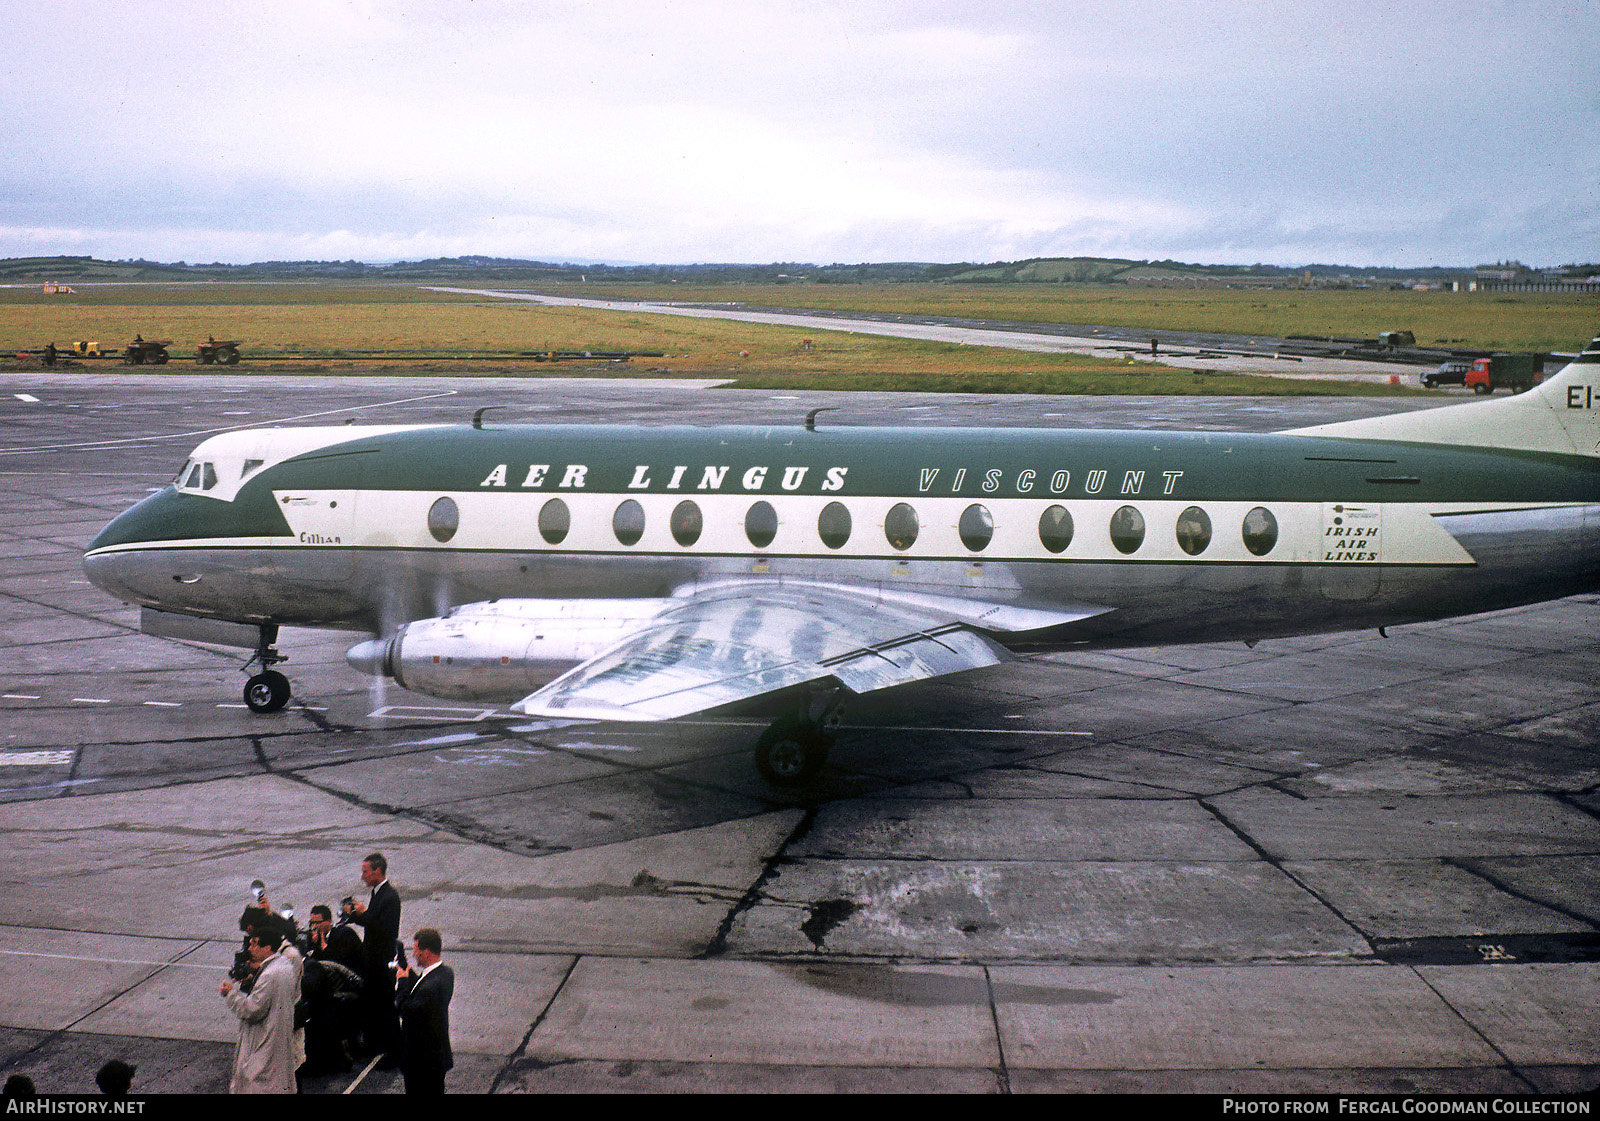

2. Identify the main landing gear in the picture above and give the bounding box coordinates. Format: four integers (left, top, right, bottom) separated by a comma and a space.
752, 692, 846, 787
243, 625, 292, 714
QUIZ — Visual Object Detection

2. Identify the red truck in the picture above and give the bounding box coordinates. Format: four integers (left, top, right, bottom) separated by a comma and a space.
1465, 353, 1545, 395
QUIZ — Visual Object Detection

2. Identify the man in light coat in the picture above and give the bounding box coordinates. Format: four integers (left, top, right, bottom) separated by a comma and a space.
220, 927, 300, 1094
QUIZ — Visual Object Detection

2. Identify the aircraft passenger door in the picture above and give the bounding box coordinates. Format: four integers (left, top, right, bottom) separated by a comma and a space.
274, 451, 367, 586
1319, 503, 1382, 601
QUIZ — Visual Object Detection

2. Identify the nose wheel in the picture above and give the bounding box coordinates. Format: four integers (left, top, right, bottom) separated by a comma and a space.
242, 625, 291, 713
244, 670, 291, 713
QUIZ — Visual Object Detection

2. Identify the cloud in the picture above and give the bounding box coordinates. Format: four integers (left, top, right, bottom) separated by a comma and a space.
2, 1, 1596, 265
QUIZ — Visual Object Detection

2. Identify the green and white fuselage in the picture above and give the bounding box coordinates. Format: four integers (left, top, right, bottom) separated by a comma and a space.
84, 338, 1600, 734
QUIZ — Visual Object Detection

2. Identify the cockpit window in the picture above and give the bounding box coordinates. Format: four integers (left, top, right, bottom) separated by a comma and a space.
241, 459, 265, 479
175, 460, 222, 493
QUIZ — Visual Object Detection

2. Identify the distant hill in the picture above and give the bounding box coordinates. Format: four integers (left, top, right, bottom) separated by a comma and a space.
3, 254, 1593, 287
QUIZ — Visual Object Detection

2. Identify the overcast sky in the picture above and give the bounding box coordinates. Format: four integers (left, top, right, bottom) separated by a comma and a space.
4, 1, 1596, 267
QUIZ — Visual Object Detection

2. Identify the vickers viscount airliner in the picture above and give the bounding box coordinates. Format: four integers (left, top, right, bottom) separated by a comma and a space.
84, 337, 1600, 784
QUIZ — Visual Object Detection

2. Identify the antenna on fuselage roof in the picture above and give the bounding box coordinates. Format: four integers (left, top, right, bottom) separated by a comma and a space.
805, 407, 837, 431
472, 406, 506, 430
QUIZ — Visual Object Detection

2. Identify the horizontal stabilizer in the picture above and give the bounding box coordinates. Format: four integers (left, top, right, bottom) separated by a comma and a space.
1281, 335, 1600, 457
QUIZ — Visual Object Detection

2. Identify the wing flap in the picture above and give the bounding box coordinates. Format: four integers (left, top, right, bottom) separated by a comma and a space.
822, 624, 1009, 694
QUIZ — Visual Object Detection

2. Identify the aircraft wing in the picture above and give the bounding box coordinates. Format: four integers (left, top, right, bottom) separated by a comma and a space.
511, 582, 1109, 722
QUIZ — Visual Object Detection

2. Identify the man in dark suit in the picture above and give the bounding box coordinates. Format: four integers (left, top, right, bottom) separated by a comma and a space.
343, 852, 401, 1062
303, 904, 365, 1074
395, 927, 454, 1095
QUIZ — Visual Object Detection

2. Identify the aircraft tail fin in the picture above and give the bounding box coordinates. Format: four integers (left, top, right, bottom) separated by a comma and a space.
1282, 334, 1600, 457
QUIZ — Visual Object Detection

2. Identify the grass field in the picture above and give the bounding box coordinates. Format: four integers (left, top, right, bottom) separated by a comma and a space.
3, 280, 1592, 394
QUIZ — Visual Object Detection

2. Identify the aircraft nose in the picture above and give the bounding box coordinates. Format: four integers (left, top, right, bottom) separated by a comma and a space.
346, 637, 395, 678
84, 489, 179, 601
82, 548, 133, 601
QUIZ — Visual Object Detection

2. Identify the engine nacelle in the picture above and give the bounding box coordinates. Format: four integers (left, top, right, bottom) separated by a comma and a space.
346, 598, 672, 701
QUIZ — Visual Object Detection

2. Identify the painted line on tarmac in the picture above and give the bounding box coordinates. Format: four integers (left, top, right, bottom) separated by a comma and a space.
391, 731, 488, 748
0, 948, 214, 969
343, 1054, 385, 1095
370, 704, 501, 721
0, 389, 462, 456
0, 751, 74, 766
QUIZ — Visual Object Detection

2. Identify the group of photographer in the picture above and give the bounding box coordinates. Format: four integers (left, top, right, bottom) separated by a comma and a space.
221, 852, 454, 1095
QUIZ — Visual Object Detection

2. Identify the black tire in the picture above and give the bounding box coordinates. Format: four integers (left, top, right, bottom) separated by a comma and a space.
1473, 382, 1492, 395
1422, 377, 1436, 389
753, 721, 830, 786
244, 671, 291, 713
219, 347, 240, 365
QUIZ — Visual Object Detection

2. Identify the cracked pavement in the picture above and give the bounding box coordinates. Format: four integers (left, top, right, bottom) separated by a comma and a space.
0, 373, 1595, 1093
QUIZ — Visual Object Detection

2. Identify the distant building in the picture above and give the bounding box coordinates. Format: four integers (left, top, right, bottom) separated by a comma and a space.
1473, 260, 1600, 293
1474, 261, 1532, 282
41, 282, 76, 294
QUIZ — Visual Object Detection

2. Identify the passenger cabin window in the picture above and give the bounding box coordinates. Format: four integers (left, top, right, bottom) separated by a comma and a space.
427, 497, 459, 543
1241, 507, 1279, 556
671, 501, 703, 547
884, 503, 919, 551
1038, 505, 1073, 553
538, 498, 570, 545
613, 499, 645, 546
745, 501, 778, 548
1175, 506, 1212, 555
1109, 506, 1145, 554
818, 502, 852, 549
958, 504, 993, 551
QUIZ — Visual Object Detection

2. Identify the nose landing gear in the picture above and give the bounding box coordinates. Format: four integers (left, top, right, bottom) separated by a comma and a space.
243, 626, 292, 713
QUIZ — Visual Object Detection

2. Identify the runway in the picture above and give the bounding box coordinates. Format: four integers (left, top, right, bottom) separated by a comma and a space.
428, 287, 1424, 382
0, 373, 1595, 1094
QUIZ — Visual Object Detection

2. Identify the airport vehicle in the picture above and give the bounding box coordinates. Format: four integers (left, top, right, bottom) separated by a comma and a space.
1466, 353, 1545, 395
196, 339, 243, 365
1422, 359, 1470, 388
83, 337, 1600, 785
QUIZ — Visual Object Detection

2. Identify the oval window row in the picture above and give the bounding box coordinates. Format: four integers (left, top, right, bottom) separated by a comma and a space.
427, 496, 1280, 557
